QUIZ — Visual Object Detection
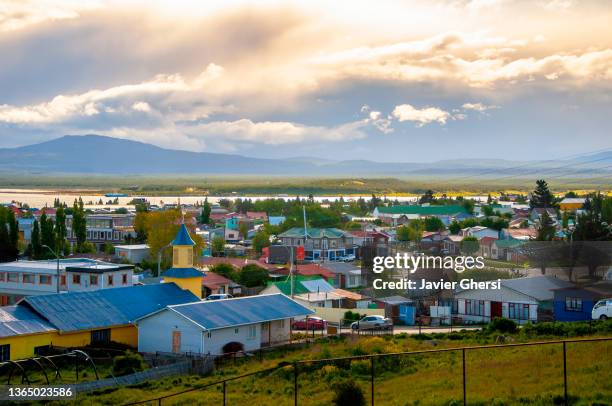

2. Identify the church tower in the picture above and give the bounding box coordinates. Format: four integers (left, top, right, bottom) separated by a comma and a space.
162, 223, 203, 298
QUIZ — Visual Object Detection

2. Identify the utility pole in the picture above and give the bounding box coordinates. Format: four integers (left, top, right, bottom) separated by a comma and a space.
42, 245, 60, 293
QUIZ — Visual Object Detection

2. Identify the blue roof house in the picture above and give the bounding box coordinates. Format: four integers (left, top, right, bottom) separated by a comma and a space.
136, 294, 313, 355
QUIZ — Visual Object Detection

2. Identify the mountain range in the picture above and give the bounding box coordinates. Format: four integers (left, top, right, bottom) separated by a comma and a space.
0, 135, 610, 179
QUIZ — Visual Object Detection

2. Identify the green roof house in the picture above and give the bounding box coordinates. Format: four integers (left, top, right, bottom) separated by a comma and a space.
277, 227, 355, 262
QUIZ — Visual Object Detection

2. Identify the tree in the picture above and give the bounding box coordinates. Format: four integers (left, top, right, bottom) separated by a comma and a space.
530, 180, 558, 209
40, 213, 56, 254
252, 230, 271, 254
239, 222, 249, 239
424, 216, 445, 232
449, 220, 461, 235
212, 236, 226, 256
200, 198, 211, 224
463, 200, 475, 215
238, 264, 269, 287
0, 207, 18, 262
31, 219, 42, 259
419, 190, 435, 204
72, 198, 87, 252
55, 205, 67, 255
536, 211, 556, 241
461, 236, 479, 255
209, 263, 236, 280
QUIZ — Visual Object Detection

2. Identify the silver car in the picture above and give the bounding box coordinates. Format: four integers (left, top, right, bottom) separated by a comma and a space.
351, 315, 393, 330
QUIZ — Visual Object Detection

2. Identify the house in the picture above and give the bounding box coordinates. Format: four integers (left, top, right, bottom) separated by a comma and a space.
294, 291, 344, 308
0, 283, 199, 361
201, 257, 277, 272
278, 227, 355, 261
114, 244, 150, 263
332, 289, 371, 309
17, 217, 35, 242
272, 264, 335, 281
420, 230, 449, 253
559, 198, 585, 212
349, 230, 390, 247
500, 228, 537, 241
460, 226, 499, 240
373, 296, 415, 325
323, 262, 363, 289
530, 208, 558, 223
66, 213, 136, 252
453, 276, 573, 324
268, 216, 286, 226
0, 259, 134, 305
443, 235, 463, 255
492, 239, 526, 261
201, 272, 242, 298
136, 294, 313, 355
553, 282, 612, 321
478, 236, 498, 258
246, 211, 268, 222
373, 205, 470, 226
259, 276, 335, 296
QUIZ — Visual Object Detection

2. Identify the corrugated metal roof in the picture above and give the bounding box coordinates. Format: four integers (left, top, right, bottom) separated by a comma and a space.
23, 283, 199, 332
0, 305, 56, 337
163, 294, 313, 330
162, 267, 203, 278
301, 279, 335, 293
501, 276, 574, 301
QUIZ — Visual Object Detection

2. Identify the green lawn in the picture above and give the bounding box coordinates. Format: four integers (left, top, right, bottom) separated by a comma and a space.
64, 321, 612, 406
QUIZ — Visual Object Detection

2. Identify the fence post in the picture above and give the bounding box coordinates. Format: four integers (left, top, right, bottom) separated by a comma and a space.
563, 341, 568, 406
462, 348, 466, 406
158, 398, 161, 406
370, 357, 375, 406
294, 362, 298, 406
223, 380, 226, 406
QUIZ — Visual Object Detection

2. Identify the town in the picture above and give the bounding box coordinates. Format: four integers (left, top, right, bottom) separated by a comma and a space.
0, 177, 610, 403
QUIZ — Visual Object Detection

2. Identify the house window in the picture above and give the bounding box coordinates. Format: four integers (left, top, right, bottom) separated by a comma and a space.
60, 275, 66, 286
279, 319, 285, 328
0, 272, 5, 282
72, 274, 81, 285
0, 344, 9, 361
39, 275, 52, 285
91, 329, 111, 345
247, 325, 256, 340
107, 275, 113, 286
90, 275, 98, 286
22, 274, 35, 284
122, 274, 128, 285
34, 345, 50, 356
7, 273, 19, 282
508, 303, 530, 320
464, 300, 485, 316
234, 328, 239, 334
565, 297, 583, 312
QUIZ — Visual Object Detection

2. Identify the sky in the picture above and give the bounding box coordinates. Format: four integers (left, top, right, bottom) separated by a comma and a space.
0, 0, 611, 162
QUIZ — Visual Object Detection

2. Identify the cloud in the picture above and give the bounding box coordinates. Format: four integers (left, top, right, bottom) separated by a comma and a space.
391, 104, 455, 126
462, 102, 499, 111
0, 0, 101, 32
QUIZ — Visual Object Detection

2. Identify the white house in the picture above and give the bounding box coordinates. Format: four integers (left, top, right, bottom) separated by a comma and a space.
136, 294, 313, 355
453, 276, 573, 325
114, 244, 150, 263
460, 226, 499, 240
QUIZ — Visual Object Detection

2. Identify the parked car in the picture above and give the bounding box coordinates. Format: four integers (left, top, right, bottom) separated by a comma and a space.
206, 293, 233, 301
339, 254, 356, 262
592, 298, 612, 320
351, 315, 393, 330
292, 316, 328, 330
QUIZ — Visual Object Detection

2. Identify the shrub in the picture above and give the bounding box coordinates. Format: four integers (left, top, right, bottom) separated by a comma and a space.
112, 351, 145, 377
332, 379, 366, 406
488, 317, 518, 334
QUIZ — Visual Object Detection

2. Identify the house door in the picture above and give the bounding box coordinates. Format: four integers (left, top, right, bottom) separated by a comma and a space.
491, 302, 502, 318
172, 330, 181, 353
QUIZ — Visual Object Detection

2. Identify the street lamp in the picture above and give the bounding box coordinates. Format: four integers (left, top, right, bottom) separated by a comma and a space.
42, 245, 60, 294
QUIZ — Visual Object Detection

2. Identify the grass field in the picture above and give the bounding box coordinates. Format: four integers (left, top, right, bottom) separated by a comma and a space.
62, 323, 612, 406
0, 174, 609, 196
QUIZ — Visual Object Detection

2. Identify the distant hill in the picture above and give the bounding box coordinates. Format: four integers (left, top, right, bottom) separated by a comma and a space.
0, 135, 609, 178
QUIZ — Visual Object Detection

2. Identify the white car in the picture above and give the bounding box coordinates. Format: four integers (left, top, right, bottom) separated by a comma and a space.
592, 298, 612, 320
351, 315, 393, 330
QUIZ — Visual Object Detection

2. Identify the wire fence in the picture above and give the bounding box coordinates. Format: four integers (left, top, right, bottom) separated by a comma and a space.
121, 337, 611, 406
